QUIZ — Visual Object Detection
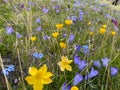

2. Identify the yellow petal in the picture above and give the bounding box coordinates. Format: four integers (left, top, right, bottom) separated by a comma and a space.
39, 64, 47, 74
43, 72, 53, 78
29, 67, 38, 76
33, 84, 43, 90
67, 60, 73, 64
66, 65, 72, 71
41, 78, 52, 84
60, 65, 65, 71
61, 56, 68, 61
25, 76, 35, 85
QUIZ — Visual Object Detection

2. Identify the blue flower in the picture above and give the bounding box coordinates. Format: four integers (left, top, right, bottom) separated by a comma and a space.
36, 18, 41, 23
3, 68, 9, 75
73, 73, 83, 85
36, 27, 42, 31
101, 57, 110, 67
5, 27, 14, 35
69, 34, 75, 42
82, 45, 89, 54
43, 35, 50, 40
7, 65, 15, 72
62, 82, 71, 90
78, 60, 87, 71
110, 67, 119, 76
43, 7, 49, 14
88, 67, 98, 79
16, 32, 22, 38
33, 52, 44, 59
93, 60, 101, 68
74, 55, 81, 65
75, 45, 82, 53
85, 67, 98, 80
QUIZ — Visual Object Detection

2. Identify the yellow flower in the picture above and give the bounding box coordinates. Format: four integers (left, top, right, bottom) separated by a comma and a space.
56, 24, 63, 29
71, 86, 79, 90
89, 31, 93, 35
57, 56, 73, 71
52, 32, 59, 38
111, 31, 116, 36
25, 64, 53, 90
59, 42, 66, 48
65, 20, 73, 25
102, 24, 107, 29
99, 28, 106, 34
30, 36, 37, 41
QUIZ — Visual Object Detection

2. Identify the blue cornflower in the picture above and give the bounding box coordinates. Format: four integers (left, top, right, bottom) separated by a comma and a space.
33, 52, 44, 59
93, 60, 101, 68
101, 57, 110, 67
43, 7, 49, 14
69, 34, 74, 42
62, 82, 71, 90
5, 27, 14, 34
110, 67, 119, 76
73, 73, 83, 85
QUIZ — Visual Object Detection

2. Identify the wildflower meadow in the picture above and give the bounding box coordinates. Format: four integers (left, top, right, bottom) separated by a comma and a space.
0, 0, 120, 90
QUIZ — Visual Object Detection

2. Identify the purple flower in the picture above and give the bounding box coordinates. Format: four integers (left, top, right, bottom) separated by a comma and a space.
101, 57, 110, 67
6, 27, 14, 34
36, 27, 42, 31
3, 0, 8, 2
16, 32, 22, 38
74, 55, 81, 65
63, 34, 67, 37
111, 19, 118, 26
85, 67, 99, 80
62, 82, 71, 90
36, 18, 41, 23
78, 60, 87, 71
114, 26, 118, 31
73, 73, 83, 85
110, 67, 119, 76
75, 45, 82, 53
69, 34, 74, 42
93, 60, 101, 68
43, 7, 49, 14
43, 35, 50, 40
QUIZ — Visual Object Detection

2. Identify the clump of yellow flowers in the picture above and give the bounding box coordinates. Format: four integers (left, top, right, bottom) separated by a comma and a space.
99, 24, 107, 34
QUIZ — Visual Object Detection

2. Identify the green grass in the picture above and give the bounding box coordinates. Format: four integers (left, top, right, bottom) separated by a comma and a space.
0, 0, 120, 90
